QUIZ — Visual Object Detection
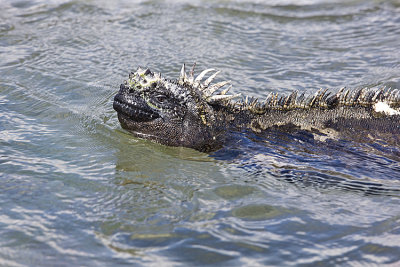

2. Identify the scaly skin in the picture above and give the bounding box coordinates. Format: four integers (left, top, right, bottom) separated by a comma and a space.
113, 64, 400, 152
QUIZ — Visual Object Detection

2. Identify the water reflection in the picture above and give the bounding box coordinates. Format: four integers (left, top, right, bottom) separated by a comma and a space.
1, 0, 400, 265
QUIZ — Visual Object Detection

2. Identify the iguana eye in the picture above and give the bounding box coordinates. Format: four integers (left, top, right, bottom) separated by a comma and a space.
155, 94, 167, 104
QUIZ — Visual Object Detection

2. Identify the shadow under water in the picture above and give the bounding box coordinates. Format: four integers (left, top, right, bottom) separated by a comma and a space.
211, 129, 400, 197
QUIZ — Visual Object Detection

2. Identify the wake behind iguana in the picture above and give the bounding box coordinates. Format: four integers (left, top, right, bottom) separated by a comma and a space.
113, 64, 400, 152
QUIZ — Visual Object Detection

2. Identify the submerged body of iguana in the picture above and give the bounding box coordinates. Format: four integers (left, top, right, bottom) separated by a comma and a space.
113, 64, 400, 152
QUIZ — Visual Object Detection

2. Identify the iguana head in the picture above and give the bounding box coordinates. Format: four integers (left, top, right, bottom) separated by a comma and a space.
113, 64, 240, 151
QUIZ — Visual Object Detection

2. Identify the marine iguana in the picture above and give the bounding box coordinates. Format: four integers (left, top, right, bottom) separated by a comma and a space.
113, 64, 400, 152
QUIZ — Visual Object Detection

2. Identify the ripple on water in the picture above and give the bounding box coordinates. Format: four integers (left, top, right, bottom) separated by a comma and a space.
1, 0, 400, 266
232, 204, 286, 220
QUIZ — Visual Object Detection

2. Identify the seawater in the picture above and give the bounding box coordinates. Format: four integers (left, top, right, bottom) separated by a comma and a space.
1, 0, 400, 265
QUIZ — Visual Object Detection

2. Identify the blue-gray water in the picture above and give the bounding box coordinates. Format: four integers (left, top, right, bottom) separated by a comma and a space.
1, 0, 400, 266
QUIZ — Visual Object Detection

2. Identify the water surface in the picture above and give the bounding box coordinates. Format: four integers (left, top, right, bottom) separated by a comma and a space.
1, 0, 400, 266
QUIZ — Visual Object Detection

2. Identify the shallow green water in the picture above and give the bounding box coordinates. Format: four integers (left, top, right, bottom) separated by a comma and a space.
1, 0, 400, 266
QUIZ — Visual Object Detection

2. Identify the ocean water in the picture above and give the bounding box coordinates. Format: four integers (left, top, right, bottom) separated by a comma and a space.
1, 0, 400, 266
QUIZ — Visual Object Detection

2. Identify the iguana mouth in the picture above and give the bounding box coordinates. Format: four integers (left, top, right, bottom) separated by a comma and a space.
113, 94, 159, 122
